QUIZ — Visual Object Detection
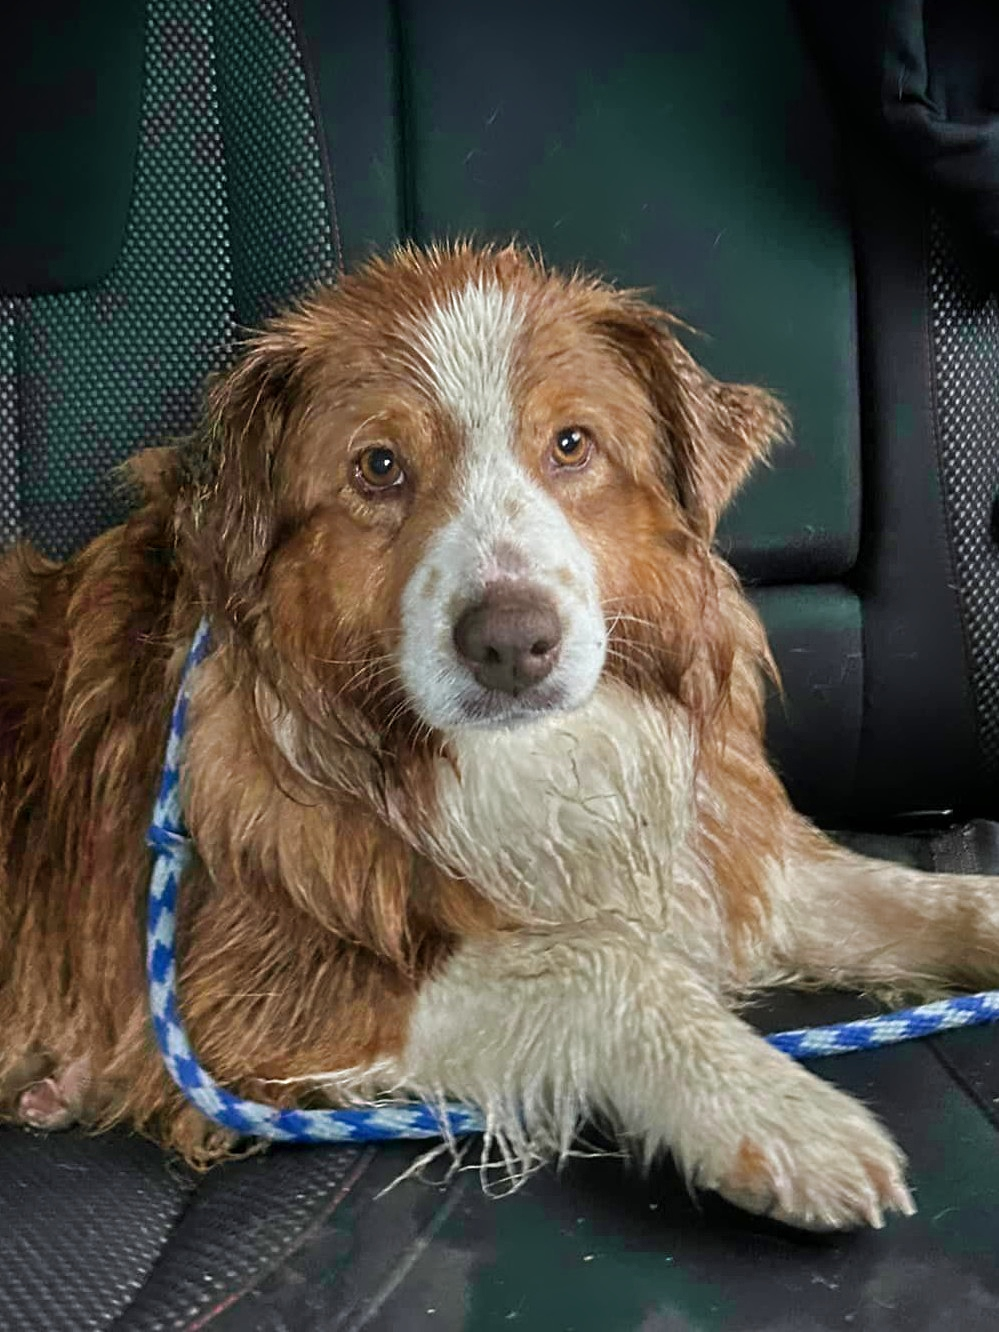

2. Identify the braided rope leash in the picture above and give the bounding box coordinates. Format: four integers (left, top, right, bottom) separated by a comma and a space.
146, 619, 483, 1142
146, 619, 999, 1143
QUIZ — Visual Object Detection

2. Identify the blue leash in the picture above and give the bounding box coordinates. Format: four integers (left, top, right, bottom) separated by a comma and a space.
146, 620, 483, 1143
146, 620, 999, 1143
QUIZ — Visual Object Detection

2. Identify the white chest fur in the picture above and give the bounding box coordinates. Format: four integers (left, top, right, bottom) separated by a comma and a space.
424, 683, 728, 972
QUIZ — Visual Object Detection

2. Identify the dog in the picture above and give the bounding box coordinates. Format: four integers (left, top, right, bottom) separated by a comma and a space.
2, 241, 997, 1230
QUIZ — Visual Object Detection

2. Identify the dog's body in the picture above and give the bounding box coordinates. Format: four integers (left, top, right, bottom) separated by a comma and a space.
2, 243, 998, 1229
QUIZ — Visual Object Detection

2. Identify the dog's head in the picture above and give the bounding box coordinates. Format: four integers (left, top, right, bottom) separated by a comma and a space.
181, 243, 785, 759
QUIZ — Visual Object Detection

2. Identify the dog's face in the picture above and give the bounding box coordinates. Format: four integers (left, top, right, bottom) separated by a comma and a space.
185, 245, 785, 751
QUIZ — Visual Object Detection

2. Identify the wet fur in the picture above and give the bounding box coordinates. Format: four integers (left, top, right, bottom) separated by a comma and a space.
2, 244, 998, 1227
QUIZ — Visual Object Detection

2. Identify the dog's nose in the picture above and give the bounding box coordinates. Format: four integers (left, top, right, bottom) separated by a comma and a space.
453, 584, 562, 694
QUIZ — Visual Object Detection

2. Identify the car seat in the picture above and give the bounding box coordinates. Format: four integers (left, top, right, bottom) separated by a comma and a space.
1, 1, 998, 1327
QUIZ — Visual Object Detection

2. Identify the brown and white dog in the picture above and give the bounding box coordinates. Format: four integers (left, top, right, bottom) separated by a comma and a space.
2, 243, 997, 1230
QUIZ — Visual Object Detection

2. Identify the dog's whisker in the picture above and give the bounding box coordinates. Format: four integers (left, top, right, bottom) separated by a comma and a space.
605, 642, 659, 669
308, 650, 396, 669
401, 713, 436, 753
378, 703, 412, 737
329, 665, 383, 697
602, 594, 668, 608
329, 661, 401, 702
380, 694, 417, 734
605, 613, 661, 632
217, 992, 282, 1000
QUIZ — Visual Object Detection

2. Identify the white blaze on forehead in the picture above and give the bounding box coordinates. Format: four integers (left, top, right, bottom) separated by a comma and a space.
415, 278, 523, 440
415, 277, 531, 529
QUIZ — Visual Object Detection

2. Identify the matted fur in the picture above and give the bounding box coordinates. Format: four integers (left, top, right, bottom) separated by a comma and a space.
2, 243, 998, 1227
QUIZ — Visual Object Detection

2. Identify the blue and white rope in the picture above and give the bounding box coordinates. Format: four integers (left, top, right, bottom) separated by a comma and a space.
146, 619, 999, 1143
146, 619, 484, 1142
766, 991, 999, 1057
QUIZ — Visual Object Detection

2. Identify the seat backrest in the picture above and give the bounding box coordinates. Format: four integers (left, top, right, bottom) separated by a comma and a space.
2, 0, 996, 827
0, 0, 337, 560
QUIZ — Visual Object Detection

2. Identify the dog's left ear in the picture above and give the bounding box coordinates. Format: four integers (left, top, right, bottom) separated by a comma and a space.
179, 327, 303, 629
596, 298, 789, 539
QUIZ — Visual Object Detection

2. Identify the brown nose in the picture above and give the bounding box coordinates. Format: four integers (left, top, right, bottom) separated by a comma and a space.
452, 584, 562, 694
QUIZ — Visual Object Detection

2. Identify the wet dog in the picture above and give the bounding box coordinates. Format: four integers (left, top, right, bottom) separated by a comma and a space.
4, 243, 995, 1228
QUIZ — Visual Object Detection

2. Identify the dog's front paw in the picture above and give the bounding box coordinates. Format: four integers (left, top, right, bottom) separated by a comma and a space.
690, 1071, 915, 1231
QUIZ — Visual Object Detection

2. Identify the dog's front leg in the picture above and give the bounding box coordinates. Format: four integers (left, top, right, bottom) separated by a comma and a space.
773, 835, 999, 995
397, 917, 914, 1230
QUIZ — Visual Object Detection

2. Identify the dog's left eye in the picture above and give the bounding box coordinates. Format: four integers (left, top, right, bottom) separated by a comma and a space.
551, 426, 593, 469
355, 446, 406, 493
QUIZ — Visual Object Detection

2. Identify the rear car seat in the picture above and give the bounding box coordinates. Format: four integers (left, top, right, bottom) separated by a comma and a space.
1, 1, 998, 1327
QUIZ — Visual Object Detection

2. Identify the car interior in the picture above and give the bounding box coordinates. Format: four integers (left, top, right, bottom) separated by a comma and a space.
2, 0, 999, 1327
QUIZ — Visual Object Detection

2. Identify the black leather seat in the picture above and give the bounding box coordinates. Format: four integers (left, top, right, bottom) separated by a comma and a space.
2, 2, 999, 1327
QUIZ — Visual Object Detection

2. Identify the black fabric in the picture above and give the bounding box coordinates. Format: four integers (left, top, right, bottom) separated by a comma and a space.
846, 161, 986, 819
751, 585, 863, 823
214, 0, 339, 330
833, 819, 999, 874
15, 0, 236, 561
0, 0, 144, 297
0, 302, 16, 549
292, 1, 398, 266
929, 819, 999, 876
798, 0, 999, 271
114, 1145, 367, 1331
0, 1126, 370, 1332
927, 218, 999, 785
0, 1128, 193, 1331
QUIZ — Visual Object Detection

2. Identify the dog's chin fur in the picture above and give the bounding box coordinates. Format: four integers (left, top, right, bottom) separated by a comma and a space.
2, 243, 997, 1228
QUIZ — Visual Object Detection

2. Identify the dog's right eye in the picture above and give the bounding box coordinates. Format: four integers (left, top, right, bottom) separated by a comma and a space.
550, 426, 594, 471
355, 446, 406, 493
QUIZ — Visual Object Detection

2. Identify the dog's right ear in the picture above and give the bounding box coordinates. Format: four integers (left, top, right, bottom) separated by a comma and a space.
180, 331, 301, 629
591, 296, 788, 541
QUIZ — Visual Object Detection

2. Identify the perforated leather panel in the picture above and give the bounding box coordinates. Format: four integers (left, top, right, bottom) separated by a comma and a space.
929, 216, 999, 778
0, 0, 335, 563
115, 1145, 367, 1331
0, 300, 16, 548
0, 1128, 194, 1332
216, 0, 340, 329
